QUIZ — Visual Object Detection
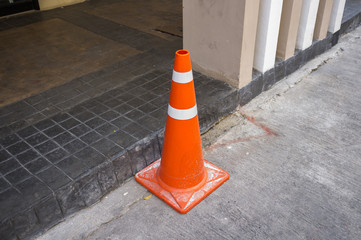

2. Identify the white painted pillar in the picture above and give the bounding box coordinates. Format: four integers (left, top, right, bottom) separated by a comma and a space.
296, 0, 320, 50
328, 0, 346, 33
253, 0, 284, 73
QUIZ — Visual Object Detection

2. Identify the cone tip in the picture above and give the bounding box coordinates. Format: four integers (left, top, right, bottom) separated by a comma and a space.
174, 50, 192, 72
176, 49, 190, 56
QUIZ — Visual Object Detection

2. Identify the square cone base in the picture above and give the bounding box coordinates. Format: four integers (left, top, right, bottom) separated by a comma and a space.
135, 159, 229, 214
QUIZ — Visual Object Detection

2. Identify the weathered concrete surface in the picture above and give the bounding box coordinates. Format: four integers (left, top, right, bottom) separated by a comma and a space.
35, 26, 361, 240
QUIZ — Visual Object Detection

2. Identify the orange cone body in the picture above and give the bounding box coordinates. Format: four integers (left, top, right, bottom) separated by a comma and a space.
135, 50, 229, 214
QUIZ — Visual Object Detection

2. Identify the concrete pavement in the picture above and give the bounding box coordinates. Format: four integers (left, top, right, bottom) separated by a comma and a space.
35, 25, 361, 240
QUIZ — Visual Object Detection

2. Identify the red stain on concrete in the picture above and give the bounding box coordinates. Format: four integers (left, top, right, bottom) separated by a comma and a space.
240, 110, 278, 136
206, 110, 277, 152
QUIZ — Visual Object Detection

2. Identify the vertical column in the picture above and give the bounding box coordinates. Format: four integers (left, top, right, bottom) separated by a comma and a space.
328, 0, 346, 33
277, 0, 304, 60
314, 0, 334, 40
296, 0, 320, 50
239, 0, 260, 88
183, 0, 260, 89
253, 0, 283, 73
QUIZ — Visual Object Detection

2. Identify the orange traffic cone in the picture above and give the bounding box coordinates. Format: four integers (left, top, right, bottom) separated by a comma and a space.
135, 50, 229, 214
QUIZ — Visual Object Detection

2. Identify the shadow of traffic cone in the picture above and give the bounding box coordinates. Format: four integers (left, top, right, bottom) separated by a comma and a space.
135, 50, 229, 214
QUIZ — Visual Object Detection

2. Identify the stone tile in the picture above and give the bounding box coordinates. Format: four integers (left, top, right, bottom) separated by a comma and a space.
5, 168, 32, 185
117, 93, 135, 102
97, 163, 118, 193
67, 105, 86, 116
149, 108, 167, 121
0, 219, 17, 240
16, 149, 40, 164
111, 153, 132, 184
16, 176, 52, 203
110, 116, 132, 129
0, 149, 11, 163
100, 110, 119, 121
128, 145, 147, 174
34, 196, 63, 227
79, 174, 103, 206
54, 132, 76, 145
0, 134, 21, 147
35, 140, 58, 155
45, 148, 69, 164
59, 118, 81, 130
41, 106, 62, 117
25, 157, 51, 174
0, 188, 26, 222
150, 96, 169, 107
89, 103, 109, 115
24, 94, 45, 105
33, 101, 51, 111
34, 119, 55, 131
7, 141, 31, 155
24, 113, 47, 125
17, 126, 38, 138
37, 166, 71, 191
70, 124, 92, 137
73, 111, 95, 122
0, 158, 21, 175
95, 123, 117, 136
56, 182, 86, 217
25, 132, 49, 146
12, 209, 41, 240
9, 120, 27, 132
108, 130, 137, 148
84, 117, 106, 129
74, 147, 106, 169
126, 97, 146, 108
113, 103, 133, 115
80, 131, 102, 145
138, 115, 163, 131
123, 122, 151, 139
128, 86, 148, 97
43, 125, 65, 138
103, 98, 122, 108
138, 102, 158, 114
56, 156, 89, 179
0, 177, 10, 193
63, 139, 87, 153
91, 138, 123, 158
0, 127, 12, 138
151, 86, 169, 95
125, 109, 145, 120
52, 113, 71, 123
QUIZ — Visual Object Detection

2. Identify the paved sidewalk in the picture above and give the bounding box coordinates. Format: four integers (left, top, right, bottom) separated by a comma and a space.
36, 24, 361, 240
1, 1, 361, 239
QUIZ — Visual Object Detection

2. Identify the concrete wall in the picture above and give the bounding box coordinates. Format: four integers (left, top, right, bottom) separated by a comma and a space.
183, 0, 345, 89
38, 0, 85, 10
183, 0, 259, 89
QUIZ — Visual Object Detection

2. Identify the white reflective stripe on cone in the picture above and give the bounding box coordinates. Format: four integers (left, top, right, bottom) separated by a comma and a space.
172, 70, 193, 84
167, 104, 197, 120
